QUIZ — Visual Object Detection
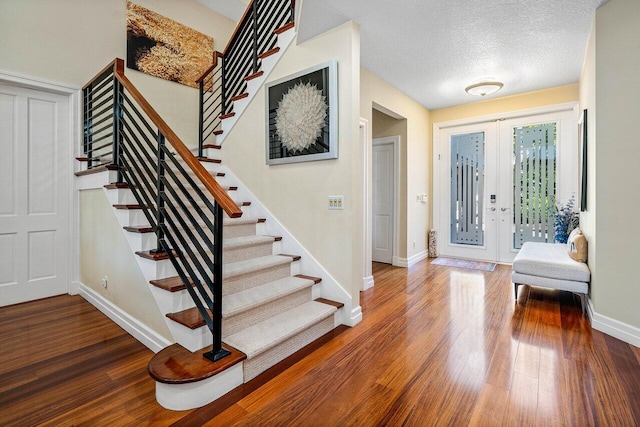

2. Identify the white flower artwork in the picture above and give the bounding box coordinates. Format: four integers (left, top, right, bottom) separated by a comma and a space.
275, 82, 327, 153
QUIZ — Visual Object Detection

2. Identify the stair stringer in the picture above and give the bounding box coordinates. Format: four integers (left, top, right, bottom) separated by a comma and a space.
215, 25, 296, 146
216, 164, 361, 327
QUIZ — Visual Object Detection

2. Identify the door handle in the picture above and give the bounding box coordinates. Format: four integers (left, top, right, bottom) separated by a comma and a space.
489, 207, 496, 211
501, 207, 510, 212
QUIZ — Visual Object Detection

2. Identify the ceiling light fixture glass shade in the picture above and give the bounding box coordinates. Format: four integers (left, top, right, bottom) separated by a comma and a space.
465, 81, 504, 96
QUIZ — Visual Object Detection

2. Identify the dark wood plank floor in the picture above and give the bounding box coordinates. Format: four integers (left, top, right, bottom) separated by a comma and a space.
1, 260, 639, 426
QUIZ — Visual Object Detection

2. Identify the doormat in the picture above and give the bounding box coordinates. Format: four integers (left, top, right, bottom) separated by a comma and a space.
431, 257, 496, 272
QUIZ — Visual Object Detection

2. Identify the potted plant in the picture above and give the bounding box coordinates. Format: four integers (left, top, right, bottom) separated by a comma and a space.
551, 196, 580, 243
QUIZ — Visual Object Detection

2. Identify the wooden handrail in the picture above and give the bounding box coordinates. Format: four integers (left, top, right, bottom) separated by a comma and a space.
83, 58, 123, 90
110, 58, 242, 218
196, 51, 224, 84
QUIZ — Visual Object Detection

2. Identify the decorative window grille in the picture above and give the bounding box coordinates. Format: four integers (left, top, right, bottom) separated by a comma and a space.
450, 132, 485, 246
513, 123, 557, 248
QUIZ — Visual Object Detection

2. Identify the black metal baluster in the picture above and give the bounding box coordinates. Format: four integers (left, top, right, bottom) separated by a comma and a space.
204, 201, 231, 362
252, 0, 259, 74
112, 74, 124, 183
221, 56, 227, 115
84, 87, 94, 169
152, 131, 166, 254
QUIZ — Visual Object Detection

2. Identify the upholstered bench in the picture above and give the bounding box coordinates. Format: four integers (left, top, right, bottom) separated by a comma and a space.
512, 233, 590, 313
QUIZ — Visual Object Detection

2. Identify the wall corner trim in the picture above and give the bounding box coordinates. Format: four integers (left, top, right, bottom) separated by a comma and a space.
78, 282, 173, 353
394, 250, 428, 268
348, 305, 363, 327
362, 276, 374, 291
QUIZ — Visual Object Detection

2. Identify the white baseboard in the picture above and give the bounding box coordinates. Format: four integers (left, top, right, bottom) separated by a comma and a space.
588, 300, 640, 348
394, 250, 428, 268
362, 275, 374, 291
69, 280, 81, 295
348, 305, 363, 327
78, 282, 173, 353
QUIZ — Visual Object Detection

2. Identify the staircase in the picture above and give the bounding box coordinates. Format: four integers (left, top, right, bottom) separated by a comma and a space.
76, 0, 349, 411
103, 157, 343, 409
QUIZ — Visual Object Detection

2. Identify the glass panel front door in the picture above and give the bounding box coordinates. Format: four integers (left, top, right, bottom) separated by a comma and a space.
512, 123, 557, 248
450, 132, 485, 246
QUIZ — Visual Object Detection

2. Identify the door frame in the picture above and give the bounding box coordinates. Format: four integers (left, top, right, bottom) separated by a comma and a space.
360, 118, 374, 290
0, 69, 81, 299
433, 102, 579, 262
372, 135, 400, 266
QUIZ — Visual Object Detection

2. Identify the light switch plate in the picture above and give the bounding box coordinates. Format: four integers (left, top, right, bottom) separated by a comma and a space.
329, 195, 344, 210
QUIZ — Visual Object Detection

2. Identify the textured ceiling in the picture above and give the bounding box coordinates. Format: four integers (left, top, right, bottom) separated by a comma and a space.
195, 0, 246, 21
199, 0, 607, 110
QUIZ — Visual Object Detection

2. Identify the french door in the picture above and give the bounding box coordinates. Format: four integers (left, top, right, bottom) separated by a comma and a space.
437, 108, 577, 263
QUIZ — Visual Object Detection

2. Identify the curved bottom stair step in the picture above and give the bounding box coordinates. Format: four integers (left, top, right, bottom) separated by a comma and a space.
148, 343, 246, 385
224, 300, 337, 381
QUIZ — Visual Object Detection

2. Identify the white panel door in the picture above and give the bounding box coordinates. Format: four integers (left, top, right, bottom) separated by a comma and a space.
372, 141, 394, 264
0, 84, 70, 306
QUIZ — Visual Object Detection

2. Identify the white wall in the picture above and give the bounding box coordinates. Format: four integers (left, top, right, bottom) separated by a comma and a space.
80, 189, 172, 340
579, 21, 597, 299
361, 68, 431, 263
0, 0, 236, 147
219, 22, 363, 306
591, 0, 640, 330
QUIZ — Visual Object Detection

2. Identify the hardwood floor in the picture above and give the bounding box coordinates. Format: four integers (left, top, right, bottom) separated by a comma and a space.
1, 260, 639, 426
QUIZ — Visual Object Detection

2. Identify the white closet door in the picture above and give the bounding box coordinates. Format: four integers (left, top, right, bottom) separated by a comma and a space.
372, 142, 395, 264
0, 84, 70, 306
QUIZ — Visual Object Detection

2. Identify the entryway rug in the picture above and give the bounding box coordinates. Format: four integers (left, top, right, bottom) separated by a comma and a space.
431, 257, 496, 272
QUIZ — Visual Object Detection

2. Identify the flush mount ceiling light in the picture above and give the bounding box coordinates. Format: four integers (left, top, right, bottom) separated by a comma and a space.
465, 80, 504, 97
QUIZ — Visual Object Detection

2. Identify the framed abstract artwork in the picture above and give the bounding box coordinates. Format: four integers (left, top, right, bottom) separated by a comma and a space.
126, 2, 213, 88
265, 61, 338, 165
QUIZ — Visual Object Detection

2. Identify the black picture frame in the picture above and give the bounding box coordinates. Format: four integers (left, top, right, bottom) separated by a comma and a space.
265, 61, 338, 165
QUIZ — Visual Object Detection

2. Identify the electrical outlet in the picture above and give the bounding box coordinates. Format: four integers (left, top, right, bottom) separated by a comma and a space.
328, 195, 344, 210
101, 276, 108, 289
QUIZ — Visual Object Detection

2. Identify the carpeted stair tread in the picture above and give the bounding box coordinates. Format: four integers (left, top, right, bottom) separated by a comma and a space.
223, 217, 262, 226
224, 235, 276, 249
223, 276, 316, 318
224, 301, 336, 359
223, 255, 292, 280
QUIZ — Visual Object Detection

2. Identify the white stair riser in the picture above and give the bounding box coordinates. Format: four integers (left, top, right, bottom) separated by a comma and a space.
225, 223, 258, 238
167, 321, 212, 353
137, 257, 177, 283
155, 363, 243, 411
222, 287, 312, 337
223, 263, 292, 296
125, 231, 157, 252
243, 315, 334, 382
113, 208, 150, 227
104, 188, 137, 205
224, 240, 274, 263
150, 286, 195, 315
